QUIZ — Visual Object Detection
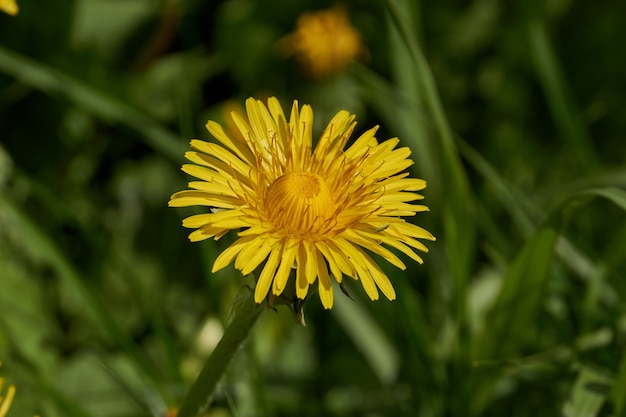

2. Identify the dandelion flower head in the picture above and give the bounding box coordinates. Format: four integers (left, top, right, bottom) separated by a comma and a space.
169, 97, 435, 309
0, 0, 18, 16
281, 6, 363, 78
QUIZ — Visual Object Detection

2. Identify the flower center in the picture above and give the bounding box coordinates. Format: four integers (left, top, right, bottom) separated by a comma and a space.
265, 172, 334, 238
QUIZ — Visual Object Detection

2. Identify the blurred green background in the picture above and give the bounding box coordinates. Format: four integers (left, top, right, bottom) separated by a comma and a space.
2, 0, 626, 416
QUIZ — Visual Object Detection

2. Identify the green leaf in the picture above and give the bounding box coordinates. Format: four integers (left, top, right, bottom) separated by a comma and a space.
473, 219, 560, 360
563, 366, 612, 417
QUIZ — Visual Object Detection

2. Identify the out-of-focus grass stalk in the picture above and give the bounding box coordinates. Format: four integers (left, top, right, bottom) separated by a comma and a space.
384, 0, 474, 329
332, 289, 400, 386
459, 138, 624, 307
527, 17, 598, 170
383, 5, 475, 412
0, 46, 187, 161
177, 287, 263, 417
470, 186, 626, 414
0, 194, 171, 408
612, 351, 626, 416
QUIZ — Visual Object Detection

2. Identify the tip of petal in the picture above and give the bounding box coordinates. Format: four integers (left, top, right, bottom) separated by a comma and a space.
319, 285, 334, 309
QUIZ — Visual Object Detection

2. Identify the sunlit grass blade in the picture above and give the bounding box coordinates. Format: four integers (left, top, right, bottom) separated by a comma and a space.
0, 46, 187, 161
382, 4, 476, 414
563, 366, 612, 417
383, 3, 434, 180
384, 0, 475, 333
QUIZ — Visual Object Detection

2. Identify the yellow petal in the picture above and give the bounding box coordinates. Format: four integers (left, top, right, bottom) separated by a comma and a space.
206, 120, 255, 165
254, 248, 281, 303
304, 241, 319, 284
334, 238, 379, 300
343, 229, 406, 270
344, 126, 378, 160
324, 239, 356, 278
273, 240, 298, 295
315, 241, 342, 283
389, 222, 437, 241
316, 249, 333, 309
190, 140, 250, 177
0, 0, 18, 15
0, 384, 15, 416
295, 243, 309, 299
212, 235, 257, 272
238, 237, 275, 275
358, 248, 396, 301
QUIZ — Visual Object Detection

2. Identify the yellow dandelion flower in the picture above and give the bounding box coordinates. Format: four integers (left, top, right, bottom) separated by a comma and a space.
169, 97, 435, 309
281, 6, 364, 78
0, 362, 15, 417
0, 0, 18, 16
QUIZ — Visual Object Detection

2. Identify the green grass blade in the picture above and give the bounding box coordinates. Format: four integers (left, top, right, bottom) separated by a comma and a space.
527, 17, 598, 170
458, 139, 535, 237
475, 187, 626, 358
474, 220, 560, 360
612, 350, 626, 416
395, 278, 445, 415
459, 137, 621, 295
383, 4, 434, 180
583, 218, 626, 319
332, 290, 400, 386
384, 0, 475, 334
563, 366, 612, 417
177, 286, 263, 417
472, 187, 626, 413
8, 353, 94, 417
573, 187, 626, 210
0, 46, 187, 161
0, 194, 171, 406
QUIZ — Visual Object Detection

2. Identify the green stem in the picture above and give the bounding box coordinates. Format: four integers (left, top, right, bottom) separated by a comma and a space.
177, 287, 264, 417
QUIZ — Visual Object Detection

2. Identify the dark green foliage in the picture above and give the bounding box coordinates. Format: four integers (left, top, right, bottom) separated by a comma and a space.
1, 0, 625, 416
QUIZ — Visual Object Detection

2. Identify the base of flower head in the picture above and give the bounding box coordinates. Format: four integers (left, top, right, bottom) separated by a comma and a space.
266, 273, 310, 326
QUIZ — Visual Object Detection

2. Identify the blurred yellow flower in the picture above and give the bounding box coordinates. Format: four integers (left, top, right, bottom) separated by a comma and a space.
170, 97, 434, 309
281, 6, 364, 78
0, 362, 15, 417
0, 0, 18, 16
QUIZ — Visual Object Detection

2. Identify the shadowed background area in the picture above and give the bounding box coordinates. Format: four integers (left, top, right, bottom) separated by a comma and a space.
1, 0, 626, 416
